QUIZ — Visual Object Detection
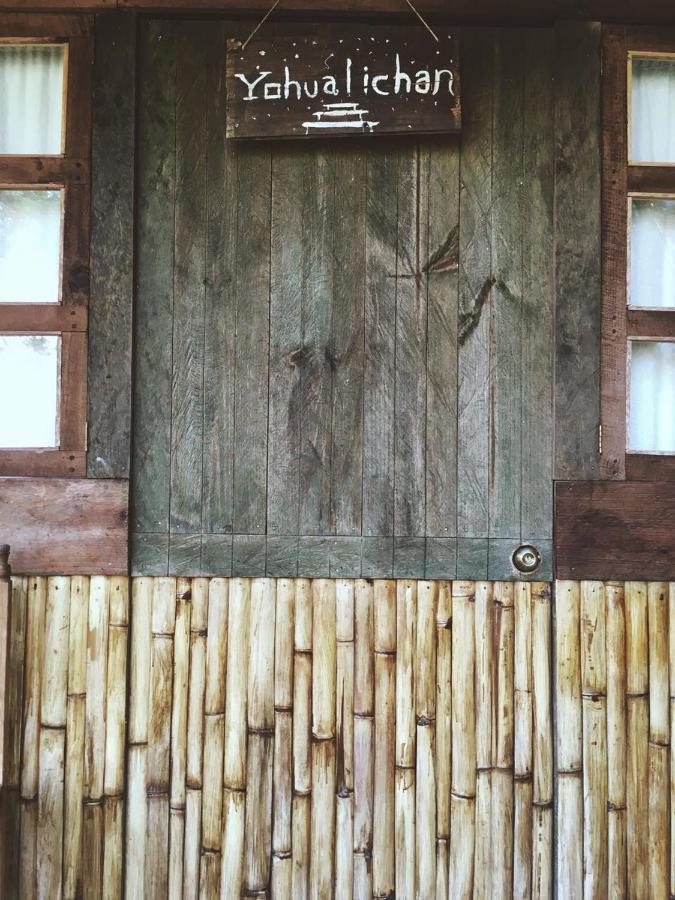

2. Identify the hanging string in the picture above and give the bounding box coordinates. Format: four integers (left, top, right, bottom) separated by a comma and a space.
240, 0, 440, 51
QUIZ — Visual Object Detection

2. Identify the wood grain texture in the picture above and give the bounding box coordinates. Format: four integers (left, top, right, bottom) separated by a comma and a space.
0, 479, 127, 574
555, 481, 675, 580
87, 11, 136, 478
553, 21, 602, 480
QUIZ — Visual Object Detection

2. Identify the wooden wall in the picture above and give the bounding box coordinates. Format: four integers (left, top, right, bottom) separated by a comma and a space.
2, 575, 673, 898
129, 20, 602, 582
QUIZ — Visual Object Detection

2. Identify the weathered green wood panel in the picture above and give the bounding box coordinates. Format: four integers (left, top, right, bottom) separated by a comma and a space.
554, 21, 602, 480
132, 21, 176, 533
88, 11, 136, 479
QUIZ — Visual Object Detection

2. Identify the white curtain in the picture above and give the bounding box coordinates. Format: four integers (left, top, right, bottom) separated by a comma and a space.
0, 189, 62, 303
0, 44, 64, 155
0, 335, 59, 448
630, 198, 675, 308
629, 340, 675, 453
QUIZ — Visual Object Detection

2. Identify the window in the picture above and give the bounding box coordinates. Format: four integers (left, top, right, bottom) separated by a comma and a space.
0, 17, 91, 476
601, 27, 675, 480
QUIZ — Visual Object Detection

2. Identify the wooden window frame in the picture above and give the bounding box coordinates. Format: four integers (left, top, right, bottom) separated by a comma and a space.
0, 15, 92, 477
601, 25, 675, 481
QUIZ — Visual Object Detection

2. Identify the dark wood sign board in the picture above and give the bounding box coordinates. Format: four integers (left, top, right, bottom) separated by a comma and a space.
225, 28, 460, 140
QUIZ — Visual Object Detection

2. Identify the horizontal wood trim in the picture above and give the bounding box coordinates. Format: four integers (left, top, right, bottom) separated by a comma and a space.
0, 477, 128, 573
626, 26, 675, 51
0, 158, 87, 185
628, 165, 675, 193
626, 453, 675, 480
0, 304, 86, 332
627, 308, 675, 338
0, 450, 85, 476
0, 13, 93, 35
555, 480, 675, 580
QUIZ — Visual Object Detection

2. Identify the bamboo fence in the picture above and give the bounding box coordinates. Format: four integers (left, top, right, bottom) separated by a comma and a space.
0, 576, 673, 898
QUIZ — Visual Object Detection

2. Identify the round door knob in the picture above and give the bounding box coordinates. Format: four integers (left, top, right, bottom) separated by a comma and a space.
512, 544, 541, 574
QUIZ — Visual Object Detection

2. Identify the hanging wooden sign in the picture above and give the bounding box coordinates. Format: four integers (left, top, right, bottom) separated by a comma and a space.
225, 28, 460, 140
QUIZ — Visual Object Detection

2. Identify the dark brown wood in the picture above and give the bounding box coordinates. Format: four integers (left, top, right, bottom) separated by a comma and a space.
555, 480, 675, 580
60, 331, 88, 450
599, 24, 628, 480
626, 453, 675, 480
0, 13, 92, 33
0, 158, 87, 185
226, 29, 460, 140
0, 478, 128, 574
628, 166, 675, 193
626, 309, 675, 338
625, 25, 675, 51
0, 305, 86, 333
0, 450, 85, 477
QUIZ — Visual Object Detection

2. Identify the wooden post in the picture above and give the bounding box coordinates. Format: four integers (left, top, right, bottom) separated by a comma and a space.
0, 544, 10, 790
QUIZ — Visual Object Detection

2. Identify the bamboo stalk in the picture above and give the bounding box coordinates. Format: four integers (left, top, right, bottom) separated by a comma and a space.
102, 795, 124, 900
82, 800, 104, 898
335, 579, 354, 900
554, 581, 582, 899
41, 577, 70, 728
200, 850, 221, 900
184, 580, 207, 900
310, 579, 336, 899
606, 582, 627, 899
514, 582, 533, 900
145, 793, 169, 898
648, 582, 669, 897
449, 580, 475, 899
37, 725, 65, 899
435, 580, 452, 900
531, 583, 552, 900
21, 578, 46, 809
184, 788, 202, 900
414, 581, 436, 899
19, 798, 38, 900
373, 579, 396, 898
473, 582, 493, 900
292, 579, 312, 900
203, 577, 228, 859
395, 579, 416, 897
125, 744, 147, 899
244, 579, 276, 895
168, 580, 191, 900
291, 794, 310, 900
580, 581, 608, 900
104, 593, 128, 805
221, 788, 245, 900
625, 581, 649, 898
353, 578, 374, 899
491, 582, 514, 900
670, 581, 675, 900
86, 577, 110, 804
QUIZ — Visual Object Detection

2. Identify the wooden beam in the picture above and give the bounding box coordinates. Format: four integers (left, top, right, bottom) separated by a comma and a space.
0, 478, 128, 574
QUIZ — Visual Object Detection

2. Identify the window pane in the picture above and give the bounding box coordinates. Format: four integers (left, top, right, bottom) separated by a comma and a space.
628, 340, 675, 452
630, 198, 675, 308
631, 56, 675, 163
0, 335, 59, 448
0, 190, 62, 303
0, 44, 65, 155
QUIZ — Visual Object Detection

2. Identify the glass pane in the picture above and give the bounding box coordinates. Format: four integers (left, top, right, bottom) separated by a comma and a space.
0, 190, 62, 303
0, 335, 59, 448
630, 198, 675, 308
0, 44, 65, 155
631, 56, 675, 163
628, 340, 675, 452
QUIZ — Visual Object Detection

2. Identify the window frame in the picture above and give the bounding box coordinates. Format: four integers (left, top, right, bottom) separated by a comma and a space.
601, 25, 675, 481
0, 15, 91, 476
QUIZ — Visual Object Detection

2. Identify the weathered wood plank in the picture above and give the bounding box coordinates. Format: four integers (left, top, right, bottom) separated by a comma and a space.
88, 11, 136, 479
363, 147, 398, 536
553, 21, 602, 480
170, 23, 208, 533
457, 28, 494, 539
132, 20, 177, 533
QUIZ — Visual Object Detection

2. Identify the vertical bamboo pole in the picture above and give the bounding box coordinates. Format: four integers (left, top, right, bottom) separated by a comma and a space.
102, 577, 128, 900
145, 577, 176, 899
310, 579, 336, 899
353, 579, 374, 899
474, 582, 493, 900
126, 578, 152, 899
373, 580, 396, 898
606, 582, 627, 900
335, 580, 354, 900
514, 582, 533, 900
63, 576, 88, 900
0, 546, 10, 790
670, 581, 675, 900
3, 573, 27, 897
555, 581, 583, 900
415, 581, 436, 899
291, 579, 311, 900
244, 578, 276, 895
168, 579, 191, 900
435, 581, 452, 900
625, 581, 649, 899
531, 584, 552, 900
221, 578, 250, 900
449, 581, 475, 899
648, 582, 669, 898
580, 581, 608, 899
395, 580, 416, 898
38, 577, 70, 899
184, 577, 208, 900
492, 582, 514, 900
20, 576, 46, 900
202, 576, 228, 894
271, 579, 295, 898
